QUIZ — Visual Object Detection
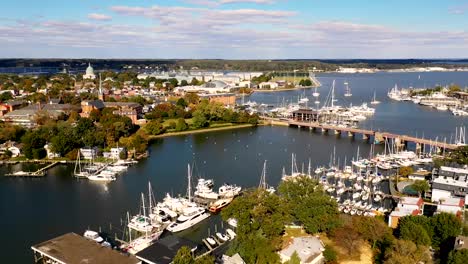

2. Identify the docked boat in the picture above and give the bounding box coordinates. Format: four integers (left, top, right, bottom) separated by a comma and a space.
206, 237, 217, 247
83, 230, 104, 243
209, 197, 233, 213
166, 207, 210, 233
218, 184, 242, 198
216, 232, 230, 242
370, 90, 380, 105
194, 178, 219, 200
227, 218, 238, 228
344, 81, 352, 97
87, 174, 116, 181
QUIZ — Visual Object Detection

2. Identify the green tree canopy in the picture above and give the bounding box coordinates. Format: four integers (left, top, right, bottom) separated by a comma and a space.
384, 240, 431, 264
447, 249, 468, 264
412, 180, 430, 198
172, 246, 193, 264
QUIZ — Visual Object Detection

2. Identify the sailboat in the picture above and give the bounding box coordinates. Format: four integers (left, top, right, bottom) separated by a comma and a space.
344, 81, 352, 97
370, 90, 380, 105
259, 160, 275, 193
312, 86, 320, 97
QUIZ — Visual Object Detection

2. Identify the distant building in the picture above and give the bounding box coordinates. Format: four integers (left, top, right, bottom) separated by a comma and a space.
279, 236, 325, 264
0, 100, 24, 116
80, 100, 105, 118
103, 102, 142, 124
199, 93, 236, 106
83, 63, 96, 80
175, 80, 232, 94
1, 103, 79, 128
388, 197, 424, 228
259, 82, 279, 89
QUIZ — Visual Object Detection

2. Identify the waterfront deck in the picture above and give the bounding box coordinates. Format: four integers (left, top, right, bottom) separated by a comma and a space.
31, 233, 139, 264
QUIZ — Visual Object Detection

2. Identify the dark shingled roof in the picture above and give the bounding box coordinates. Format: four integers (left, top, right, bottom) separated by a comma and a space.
136, 235, 198, 264
31, 233, 139, 264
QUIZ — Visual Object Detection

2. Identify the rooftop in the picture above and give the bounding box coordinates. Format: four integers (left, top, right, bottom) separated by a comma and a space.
433, 177, 468, 187
439, 197, 465, 207
136, 235, 198, 264
279, 236, 324, 263
400, 197, 423, 205
31, 233, 138, 264
440, 166, 468, 175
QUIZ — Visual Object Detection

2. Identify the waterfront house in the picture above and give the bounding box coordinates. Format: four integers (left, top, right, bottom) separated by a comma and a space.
103, 147, 125, 160
431, 177, 468, 204
0, 141, 22, 157
279, 236, 325, 264
436, 197, 465, 217
44, 144, 61, 159
79, 147, 98, 160
388, 197, 424, 228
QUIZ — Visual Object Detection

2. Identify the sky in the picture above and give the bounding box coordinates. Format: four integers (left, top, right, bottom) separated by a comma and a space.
1, 0, 468, 59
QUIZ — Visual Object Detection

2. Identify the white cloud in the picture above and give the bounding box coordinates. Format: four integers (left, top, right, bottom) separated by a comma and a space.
185, 0, 275, 7
87, 13, 112, 21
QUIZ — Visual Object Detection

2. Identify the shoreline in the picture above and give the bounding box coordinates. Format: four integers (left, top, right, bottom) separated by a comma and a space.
252, 86, 317, 93
147, 123, 257, 140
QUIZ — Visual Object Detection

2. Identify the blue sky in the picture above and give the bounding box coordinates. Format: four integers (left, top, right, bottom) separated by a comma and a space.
1, 0, 468, 59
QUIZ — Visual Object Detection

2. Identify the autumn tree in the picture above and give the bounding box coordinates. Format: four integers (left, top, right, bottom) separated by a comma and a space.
384, 240, 431, 264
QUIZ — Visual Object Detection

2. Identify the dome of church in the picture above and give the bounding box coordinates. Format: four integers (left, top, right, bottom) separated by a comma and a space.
86, 63, 94, 75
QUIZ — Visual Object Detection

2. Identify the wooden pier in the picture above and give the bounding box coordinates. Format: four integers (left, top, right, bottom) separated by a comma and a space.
287, 120, 459, 150
5, 161, 60, 177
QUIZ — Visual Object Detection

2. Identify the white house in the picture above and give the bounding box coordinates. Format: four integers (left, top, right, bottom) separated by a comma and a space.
7, 146, 21, 157
80, 147, 98, 160
388, 197, 424, 228
436, 197, 465, 216
103, 147, 125, 160
279, 236, 325, 264
259, 82, 279, 90
44, 144, 60, 159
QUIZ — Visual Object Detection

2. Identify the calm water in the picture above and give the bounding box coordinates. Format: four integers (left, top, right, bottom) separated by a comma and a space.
1, 72, 468, 263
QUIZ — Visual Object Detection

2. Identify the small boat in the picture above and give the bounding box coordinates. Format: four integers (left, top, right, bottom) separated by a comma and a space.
88, 174, 116, 181
83, 230, 104, 243
216, 232, 230, 242
344, 81, 352, 97
227, 218, 238, 228
209, 198, 233, 213
206, 237, 217, 246
370, 90, 380, 105
226, 228, 236, 239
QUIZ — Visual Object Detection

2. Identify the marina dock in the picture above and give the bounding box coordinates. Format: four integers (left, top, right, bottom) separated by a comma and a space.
5, 161, 60, 177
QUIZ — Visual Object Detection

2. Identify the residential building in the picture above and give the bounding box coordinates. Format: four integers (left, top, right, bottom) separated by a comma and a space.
44, 144, 61, 159
103, 147, 125, 160
279, 236, 325, 264
436, 197, 465, 217
103, 102, 142, 124
409, 169, 431, 181
1, 103, 79, 128
0, 100, 24, 116
438, 166, 468, 181
431, 177, 468, 204
388, 197, 424, 228
80, 147, 98, 160
0, 141, 21, 157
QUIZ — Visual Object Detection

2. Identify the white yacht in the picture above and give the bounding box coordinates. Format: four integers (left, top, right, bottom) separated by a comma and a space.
344, 81, 352, 97
218, 184, 242, 198
166, 207, 210, 233
194, 178, 219, 200
370, 90, 380, 105
87, 174, 116, 181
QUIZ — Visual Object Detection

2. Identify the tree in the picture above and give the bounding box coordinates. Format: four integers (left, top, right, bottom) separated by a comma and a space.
176, 118, 189, 131
447, 249, 468, 264
177, 98, 188, 108
412, 180, 430, 198
354, 216, 393, 248
194, 255, 214, 264
430, 213, 462, 248
145, 120, 165, 135
399, 220, 432, 246
397, 216, 434, 244
334, 224, 361, 255
0, 91, 13, 102
180, 80, 189, 86
399, 166, 414, 177
287, 251, 301, 264
323, 245, 338, 264
384, 240, 431, 264
172, 246, 194, 264
278, 176, 341, 234
192, 110, 208, 128
185, 93, 200, 104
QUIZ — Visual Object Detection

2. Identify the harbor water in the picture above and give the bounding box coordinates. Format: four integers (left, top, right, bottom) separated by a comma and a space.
1, 71, 468, 263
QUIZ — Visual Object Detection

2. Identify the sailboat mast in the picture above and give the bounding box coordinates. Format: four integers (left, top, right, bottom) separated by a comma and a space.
187, 164, 192, 202
141, 193, 146, 217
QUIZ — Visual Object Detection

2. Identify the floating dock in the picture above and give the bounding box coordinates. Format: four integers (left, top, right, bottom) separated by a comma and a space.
5, 161, 60, 177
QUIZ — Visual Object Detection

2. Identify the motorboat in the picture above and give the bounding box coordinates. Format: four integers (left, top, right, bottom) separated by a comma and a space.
166, 207, 210, 233
83, 230, 104, 243
218, 184, 242, 198
87, 174, 116, 181
194, 178, 219, 200
226, 228, 236, 239
227, 218, 238, 228
216, 232, 230, 242
206, 237, 217, 247
209, 198, 233, 213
